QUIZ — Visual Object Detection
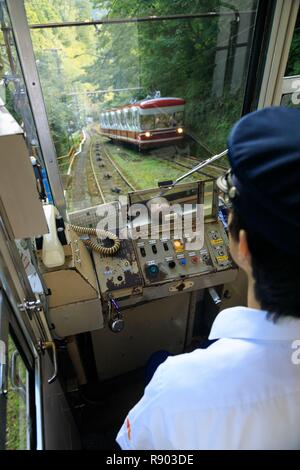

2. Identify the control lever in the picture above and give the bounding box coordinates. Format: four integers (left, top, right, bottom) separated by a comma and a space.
158, 149, 228, 194
38, 340, 58, 384
208, 287, 221, 305
108, 295, 124, 333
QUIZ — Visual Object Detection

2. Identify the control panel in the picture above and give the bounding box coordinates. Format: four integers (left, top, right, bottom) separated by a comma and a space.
67, 180, 235, 300
134, 220, 232, 286
36, 180, 236, 342
135, 238, 213, 285
205, 222, 232, 270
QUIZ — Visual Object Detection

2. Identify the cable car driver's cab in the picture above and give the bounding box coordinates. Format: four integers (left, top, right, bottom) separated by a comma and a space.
0, 0, 299, 451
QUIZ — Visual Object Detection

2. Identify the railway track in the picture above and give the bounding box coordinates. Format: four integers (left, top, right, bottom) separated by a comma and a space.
99, 137, 225, 186
159, 154, 225, 180
67, 132, 100, 212
88, 137, 136, 203
69, 132, 226, 211
89, 138, 106, 203
161, 155, 212, 179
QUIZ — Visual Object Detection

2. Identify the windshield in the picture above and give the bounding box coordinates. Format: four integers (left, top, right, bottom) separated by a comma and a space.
24, 0, 259, 213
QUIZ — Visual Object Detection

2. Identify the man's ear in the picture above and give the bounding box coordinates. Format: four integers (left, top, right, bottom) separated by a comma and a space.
238, 229, 251, 260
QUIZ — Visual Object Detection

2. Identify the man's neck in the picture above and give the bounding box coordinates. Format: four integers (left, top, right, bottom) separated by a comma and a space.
247, 276, 261, 310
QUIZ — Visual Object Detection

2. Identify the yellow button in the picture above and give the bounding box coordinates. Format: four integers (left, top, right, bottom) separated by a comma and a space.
216, 255, 228, 262
211, 238, 223, 245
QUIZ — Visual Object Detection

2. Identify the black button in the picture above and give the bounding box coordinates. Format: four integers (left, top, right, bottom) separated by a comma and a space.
140, 247, 146, 257
163, 242, 169, 251
168, 261, 176, 269
117, 276, 123, 281
152, 245, 157, 254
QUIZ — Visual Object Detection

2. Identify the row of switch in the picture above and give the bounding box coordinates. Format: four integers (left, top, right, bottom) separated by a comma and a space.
146, 256, 200, 279
151, 256, 199, 271
140, 243, 169, 257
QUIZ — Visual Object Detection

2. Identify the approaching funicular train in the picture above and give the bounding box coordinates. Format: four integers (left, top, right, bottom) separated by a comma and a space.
99, 97, 185, 150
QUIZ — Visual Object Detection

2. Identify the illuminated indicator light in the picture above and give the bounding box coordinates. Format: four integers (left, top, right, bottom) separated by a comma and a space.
173, 240, 184, 252
145, 131, 151, 138
177, 127, 183, 134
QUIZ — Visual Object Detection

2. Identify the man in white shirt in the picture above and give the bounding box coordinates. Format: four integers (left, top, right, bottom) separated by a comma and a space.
116, 107, 300, 450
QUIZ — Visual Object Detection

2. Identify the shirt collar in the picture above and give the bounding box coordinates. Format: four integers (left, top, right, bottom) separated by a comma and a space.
209, 306, 300, 341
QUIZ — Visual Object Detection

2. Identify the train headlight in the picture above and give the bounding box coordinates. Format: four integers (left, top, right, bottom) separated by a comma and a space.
177, 127, 183, 134
145, 131, 151, 138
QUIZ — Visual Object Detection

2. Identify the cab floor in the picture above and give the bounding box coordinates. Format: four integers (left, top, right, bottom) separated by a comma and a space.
71, 368, 145, 450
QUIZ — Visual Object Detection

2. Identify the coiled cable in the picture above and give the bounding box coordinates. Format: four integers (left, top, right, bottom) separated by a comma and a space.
68, 224, 121, 256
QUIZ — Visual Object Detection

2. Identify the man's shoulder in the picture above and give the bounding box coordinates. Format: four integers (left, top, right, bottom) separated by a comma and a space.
163, 336, 255, 377
155, 338, 284, 411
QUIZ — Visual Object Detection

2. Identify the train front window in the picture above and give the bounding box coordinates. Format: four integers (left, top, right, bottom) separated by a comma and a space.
140, 115, 155, 131
155, 113, 172, 129
174, 112, 184, 127
24, 0, 260, 213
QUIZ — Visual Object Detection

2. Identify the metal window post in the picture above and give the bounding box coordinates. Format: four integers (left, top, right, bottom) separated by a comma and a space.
6, 0, 66, 216
258, 0, 300, 108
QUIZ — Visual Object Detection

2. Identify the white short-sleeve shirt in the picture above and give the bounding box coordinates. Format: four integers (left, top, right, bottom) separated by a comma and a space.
116, 306, 300, 450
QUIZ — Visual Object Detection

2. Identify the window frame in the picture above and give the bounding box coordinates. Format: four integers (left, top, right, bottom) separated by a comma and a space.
0, 289, 36, 450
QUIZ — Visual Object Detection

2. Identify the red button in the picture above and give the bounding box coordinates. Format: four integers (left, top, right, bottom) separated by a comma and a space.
191, 256, 199, 264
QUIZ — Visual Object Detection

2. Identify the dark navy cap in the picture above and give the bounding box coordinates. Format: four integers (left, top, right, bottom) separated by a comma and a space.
226, 106, 300, 254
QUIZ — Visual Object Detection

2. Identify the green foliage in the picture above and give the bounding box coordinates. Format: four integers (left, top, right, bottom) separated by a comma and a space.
24, 0, 258, 161
6, 336, 27, 450
286, 27, 300, 77
25, 0, 97, 156
88, 0, 251, 155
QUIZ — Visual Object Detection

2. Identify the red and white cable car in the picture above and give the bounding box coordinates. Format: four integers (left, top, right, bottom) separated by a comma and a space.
100, 97, 185, 150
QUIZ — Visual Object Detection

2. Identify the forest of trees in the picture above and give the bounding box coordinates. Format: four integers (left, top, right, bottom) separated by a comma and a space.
25, 0, 96, 156
85, 0, 257, 154
1, 1, 298, 160
23, 0, 261, 159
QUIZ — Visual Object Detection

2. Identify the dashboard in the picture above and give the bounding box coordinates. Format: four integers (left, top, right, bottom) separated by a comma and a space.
68, 179, 236, 304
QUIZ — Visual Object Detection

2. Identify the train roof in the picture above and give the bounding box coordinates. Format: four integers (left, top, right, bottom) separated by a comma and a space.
137, 97, 185, 109
102, 97, 185, 113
